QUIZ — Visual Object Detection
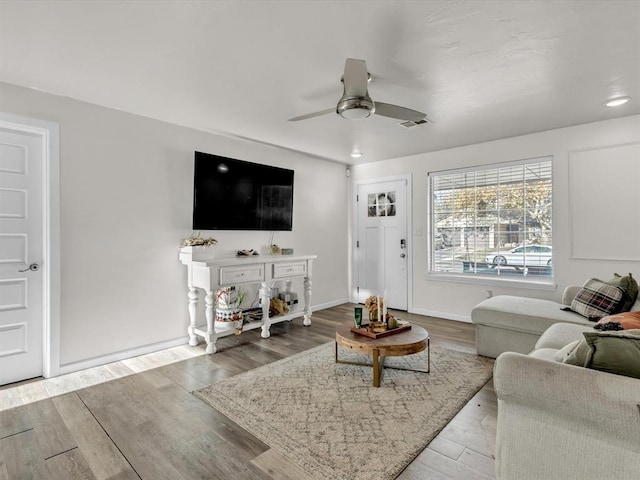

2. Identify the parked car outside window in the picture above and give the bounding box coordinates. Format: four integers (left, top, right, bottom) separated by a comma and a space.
485, 245, 552, 268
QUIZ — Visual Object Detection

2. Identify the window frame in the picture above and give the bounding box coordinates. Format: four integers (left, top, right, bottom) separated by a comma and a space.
427, 156, 554, 288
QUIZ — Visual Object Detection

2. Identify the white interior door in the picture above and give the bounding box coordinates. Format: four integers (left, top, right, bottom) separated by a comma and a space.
0, 128, 44, 385
356, 177, 409, 310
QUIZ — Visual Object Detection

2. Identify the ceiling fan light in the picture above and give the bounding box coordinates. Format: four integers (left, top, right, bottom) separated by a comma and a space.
340, 107, 371, 120
604, 96, 631, 107
337, 96, 375, 120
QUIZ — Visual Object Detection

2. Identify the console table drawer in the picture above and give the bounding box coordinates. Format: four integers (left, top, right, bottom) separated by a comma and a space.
219, 265, 264, 285
272, 261, 307, 279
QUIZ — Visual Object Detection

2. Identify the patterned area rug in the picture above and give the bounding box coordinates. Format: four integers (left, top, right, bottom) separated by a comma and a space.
194, 342, 494, 480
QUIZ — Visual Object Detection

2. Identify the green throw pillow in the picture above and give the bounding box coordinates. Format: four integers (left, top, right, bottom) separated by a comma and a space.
607, 272, 638, 312
582, 329, 640, 379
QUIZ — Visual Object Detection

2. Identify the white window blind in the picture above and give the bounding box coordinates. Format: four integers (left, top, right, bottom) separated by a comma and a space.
429, 157, 553, 280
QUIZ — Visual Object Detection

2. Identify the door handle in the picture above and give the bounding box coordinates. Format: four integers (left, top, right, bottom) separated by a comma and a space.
19, 263, 40, 272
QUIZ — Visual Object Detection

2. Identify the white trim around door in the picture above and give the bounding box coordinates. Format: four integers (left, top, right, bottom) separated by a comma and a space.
0, 112, 61, 379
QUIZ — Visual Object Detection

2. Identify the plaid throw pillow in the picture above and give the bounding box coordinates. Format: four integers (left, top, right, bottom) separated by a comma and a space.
571, 278, 625, 320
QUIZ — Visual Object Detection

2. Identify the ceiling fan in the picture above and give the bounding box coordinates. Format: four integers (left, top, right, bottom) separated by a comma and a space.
289, 58, 430, 124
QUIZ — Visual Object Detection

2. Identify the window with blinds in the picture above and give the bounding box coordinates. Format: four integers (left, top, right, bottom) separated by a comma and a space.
429, 158, 553, 279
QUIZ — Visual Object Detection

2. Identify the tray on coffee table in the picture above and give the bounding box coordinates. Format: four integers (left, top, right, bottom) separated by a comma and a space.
351, 323, 411, 339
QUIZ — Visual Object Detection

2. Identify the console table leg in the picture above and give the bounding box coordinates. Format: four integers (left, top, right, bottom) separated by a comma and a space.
303, 276, 312, 326
204, 289, 217, 354
260, 324, 271, 339
187, 287, 199, 346
260, 282, 271, 339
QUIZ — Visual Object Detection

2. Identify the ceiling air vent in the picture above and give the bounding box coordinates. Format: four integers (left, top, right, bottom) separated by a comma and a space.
398, 118, 431, 129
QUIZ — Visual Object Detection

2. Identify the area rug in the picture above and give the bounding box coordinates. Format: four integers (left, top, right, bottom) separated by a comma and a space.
194, 342, 494, 480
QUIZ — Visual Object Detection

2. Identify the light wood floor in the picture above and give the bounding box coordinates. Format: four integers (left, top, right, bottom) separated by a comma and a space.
0, 304, 497, 479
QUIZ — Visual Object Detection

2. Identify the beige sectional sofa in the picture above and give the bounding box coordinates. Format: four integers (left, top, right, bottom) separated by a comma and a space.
471, 286, 640, 358
493, 322, 640, 479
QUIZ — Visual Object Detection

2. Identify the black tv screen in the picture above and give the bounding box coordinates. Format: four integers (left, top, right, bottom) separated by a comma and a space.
192, 151, 294, 231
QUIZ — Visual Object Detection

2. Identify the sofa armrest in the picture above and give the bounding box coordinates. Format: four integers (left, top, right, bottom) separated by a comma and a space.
561, 285, 581, 305
494, 352, 640, 479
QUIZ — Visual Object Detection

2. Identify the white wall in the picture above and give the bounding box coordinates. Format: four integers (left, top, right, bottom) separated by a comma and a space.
0, 81, 349, 370
351, 115, 640, 322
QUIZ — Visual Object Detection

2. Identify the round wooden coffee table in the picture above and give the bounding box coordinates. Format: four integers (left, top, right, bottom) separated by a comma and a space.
335, 323, 430, 387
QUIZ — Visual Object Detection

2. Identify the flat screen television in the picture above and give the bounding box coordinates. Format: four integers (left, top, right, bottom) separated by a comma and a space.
192, 151, 294, 231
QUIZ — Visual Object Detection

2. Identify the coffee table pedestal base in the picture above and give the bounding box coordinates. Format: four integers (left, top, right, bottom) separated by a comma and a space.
334, 334, 430, 387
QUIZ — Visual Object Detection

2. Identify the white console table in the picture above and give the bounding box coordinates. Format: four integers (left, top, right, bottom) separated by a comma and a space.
179, 252, 316, 354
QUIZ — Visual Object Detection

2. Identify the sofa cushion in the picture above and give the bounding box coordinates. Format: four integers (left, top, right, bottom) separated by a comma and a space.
607, 272, 638, 312
583, 329, 640, 379
570, 278, 625, 320
472, 295, 592, 336
535, 322, 593, 350
530, 348, 558, 362
562, 339, 592, 367
552, 340, 580, 362
596, 311, 640, 330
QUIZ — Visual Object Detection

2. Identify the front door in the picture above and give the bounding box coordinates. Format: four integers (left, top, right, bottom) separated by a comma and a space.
356, 177, 409, 310
0, 127, 45, 385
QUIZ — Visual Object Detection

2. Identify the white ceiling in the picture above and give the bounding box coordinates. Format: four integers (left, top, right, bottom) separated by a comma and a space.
1, 1, 639, 164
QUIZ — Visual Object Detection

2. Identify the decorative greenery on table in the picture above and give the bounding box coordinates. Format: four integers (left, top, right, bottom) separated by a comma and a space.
180, 232, 218, 248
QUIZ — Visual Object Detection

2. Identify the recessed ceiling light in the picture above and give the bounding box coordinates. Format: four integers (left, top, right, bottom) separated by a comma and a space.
604, 96, 631, 107
350, 151, 362, 159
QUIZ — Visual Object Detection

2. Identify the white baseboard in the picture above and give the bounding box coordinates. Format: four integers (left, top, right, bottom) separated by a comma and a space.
54, 299, 350, 378
409, 308, 472, 324
56, 336, 191, 377
312, 298, 349, 311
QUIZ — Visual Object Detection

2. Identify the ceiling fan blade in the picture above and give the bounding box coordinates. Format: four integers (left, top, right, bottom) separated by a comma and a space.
343, 58, 369, 97
374, 102, 429, 123
288, 108, 335, 122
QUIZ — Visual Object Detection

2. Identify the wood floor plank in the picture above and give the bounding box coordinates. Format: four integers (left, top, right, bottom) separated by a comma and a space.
457, 448, 496, 478
149, 357, 225, 392
180, 432, 267, 480
104, 471, 141, 480
427, 435, 466, 461
26, 398, 77, 460
86, 404, 187, 480
0, 406, 31, 439
1, 428, 51, 480
51, 393, 138, 480
249, 449, 315, 480
397, 460, 451, 480
437, 420, 494, 458
410, 447, 495, 480
45, 448, 96, 480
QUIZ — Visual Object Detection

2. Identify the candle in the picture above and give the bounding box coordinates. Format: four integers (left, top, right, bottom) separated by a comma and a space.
377, 296, 381, 322
382, 290, 387, 321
